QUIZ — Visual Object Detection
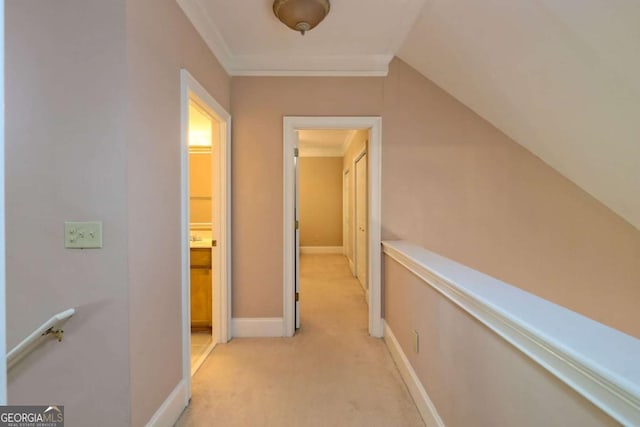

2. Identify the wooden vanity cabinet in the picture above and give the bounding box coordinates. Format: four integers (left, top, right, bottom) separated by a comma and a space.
190, 248, 212, 329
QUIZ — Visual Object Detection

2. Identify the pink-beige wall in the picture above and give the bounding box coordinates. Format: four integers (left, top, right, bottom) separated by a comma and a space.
381, 58, 640, 338
384, 257, 618, 426
299, 157, 343, 247
125, 0, 230, 425
231, 61, 639, 337
7, 0, 230, 425
230, 76, 383, 317
6, 1, 131, 425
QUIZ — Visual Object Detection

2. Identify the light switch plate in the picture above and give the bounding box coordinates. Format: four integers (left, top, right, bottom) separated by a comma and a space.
64, 221, 103, 249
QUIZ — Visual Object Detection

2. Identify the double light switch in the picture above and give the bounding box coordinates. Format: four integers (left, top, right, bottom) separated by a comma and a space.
64, 221, 103, 249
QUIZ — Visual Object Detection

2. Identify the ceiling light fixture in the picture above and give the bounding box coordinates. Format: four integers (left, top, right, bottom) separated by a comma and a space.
273, 0, 330, 36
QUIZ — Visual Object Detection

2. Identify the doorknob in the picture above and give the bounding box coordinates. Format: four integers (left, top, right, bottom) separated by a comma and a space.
212, 240, 217, 247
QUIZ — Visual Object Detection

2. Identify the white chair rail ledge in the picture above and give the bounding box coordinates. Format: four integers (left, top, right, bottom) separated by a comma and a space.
382, 240, 640, 426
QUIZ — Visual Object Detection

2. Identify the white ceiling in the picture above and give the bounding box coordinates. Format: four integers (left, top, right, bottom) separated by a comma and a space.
398, 0, 640, 229
176, 0, 426, 75
298, 130, 355, 157
178, 0, 640, 229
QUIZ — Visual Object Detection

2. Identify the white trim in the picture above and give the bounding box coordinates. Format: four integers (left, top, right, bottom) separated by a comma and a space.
300, 246, 344, 254
283, 117, 383, 338
172, 2, 393, 77
180, 69, 232, 402
145, 380, 188, 427
231, 54, 392, 77
176, 0, 234, 75
0, 0, 6, 403
382, 240, 640, 426
384, 322, 445, 427
231, 318, 284, 338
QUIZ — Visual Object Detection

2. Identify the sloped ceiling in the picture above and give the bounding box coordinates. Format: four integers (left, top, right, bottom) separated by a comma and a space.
398, 0, 640, 229
178, 0, 639, 229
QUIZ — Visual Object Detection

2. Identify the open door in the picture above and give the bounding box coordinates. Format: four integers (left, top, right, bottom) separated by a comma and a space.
355, 152, 368, 293
294, 131, 301, 330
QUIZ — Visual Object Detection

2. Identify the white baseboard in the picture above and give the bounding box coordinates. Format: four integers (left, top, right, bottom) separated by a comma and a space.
348, 258, 355, 276
145, 379, 188, 427
231, 318, 284, 338
383, 321, 445, 427
300, 246, 344, 254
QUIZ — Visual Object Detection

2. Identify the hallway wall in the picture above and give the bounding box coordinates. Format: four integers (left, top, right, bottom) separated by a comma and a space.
382, 58, 640, 338
6, 1, 131, 425
230, 76, 383, 317
126, 0, 230, 425
299, 157, 343, 247
6, 0, 230, 426
231, 59, 640, 337
384, 256, 617, 426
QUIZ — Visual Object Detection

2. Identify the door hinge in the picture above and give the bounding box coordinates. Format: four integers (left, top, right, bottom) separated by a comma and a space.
294, 147, 299, 157
295, 220, 299, 230
295, 292, 299, 302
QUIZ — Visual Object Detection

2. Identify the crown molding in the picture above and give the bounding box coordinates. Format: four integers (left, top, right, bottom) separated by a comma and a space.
177, 0, 235, 75
177, 0, 394, 77
230, 54, 391, 77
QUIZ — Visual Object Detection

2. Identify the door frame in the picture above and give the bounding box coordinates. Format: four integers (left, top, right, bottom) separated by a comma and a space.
180, 69, 232, 399
283, 116, 383, 338
353, 149, 368, 296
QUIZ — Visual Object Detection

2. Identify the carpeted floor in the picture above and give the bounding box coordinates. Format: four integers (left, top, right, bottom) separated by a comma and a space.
175, 254, 424, 427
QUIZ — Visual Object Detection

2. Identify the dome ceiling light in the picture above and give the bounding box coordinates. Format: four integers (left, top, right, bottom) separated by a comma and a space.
273, 0, 331, 36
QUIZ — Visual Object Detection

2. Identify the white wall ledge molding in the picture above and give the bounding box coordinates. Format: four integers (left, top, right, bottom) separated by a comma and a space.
382, 240, 640, 426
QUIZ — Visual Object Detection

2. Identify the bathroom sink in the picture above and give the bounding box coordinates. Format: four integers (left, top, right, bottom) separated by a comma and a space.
189, 230, 213, 248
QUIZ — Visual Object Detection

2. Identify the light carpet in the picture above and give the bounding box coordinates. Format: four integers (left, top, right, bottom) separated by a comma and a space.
176, 254, 424, 427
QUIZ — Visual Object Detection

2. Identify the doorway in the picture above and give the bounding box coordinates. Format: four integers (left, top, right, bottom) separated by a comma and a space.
180, 70, 231, 398
283, 117, 382, 338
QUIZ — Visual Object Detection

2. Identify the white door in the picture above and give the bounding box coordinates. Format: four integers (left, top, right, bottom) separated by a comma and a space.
343, 170, 354, 274
355, 153, 368, 291
294, 132, 301, 330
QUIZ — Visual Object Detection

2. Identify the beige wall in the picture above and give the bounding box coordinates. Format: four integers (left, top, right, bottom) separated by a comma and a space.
231, 59, 640, 336
299, 157, 343, 247
343, 130, 368, 263
7, 0, 230, 426
190, 152, 212, 224
230, 76, 383, 317
125, 0, 230, 425
384, 256, 617, 426
382, 58, 640, 338
6, 1, 131, 425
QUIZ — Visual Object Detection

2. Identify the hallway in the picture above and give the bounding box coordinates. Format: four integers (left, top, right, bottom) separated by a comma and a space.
176, 254, 424, 426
